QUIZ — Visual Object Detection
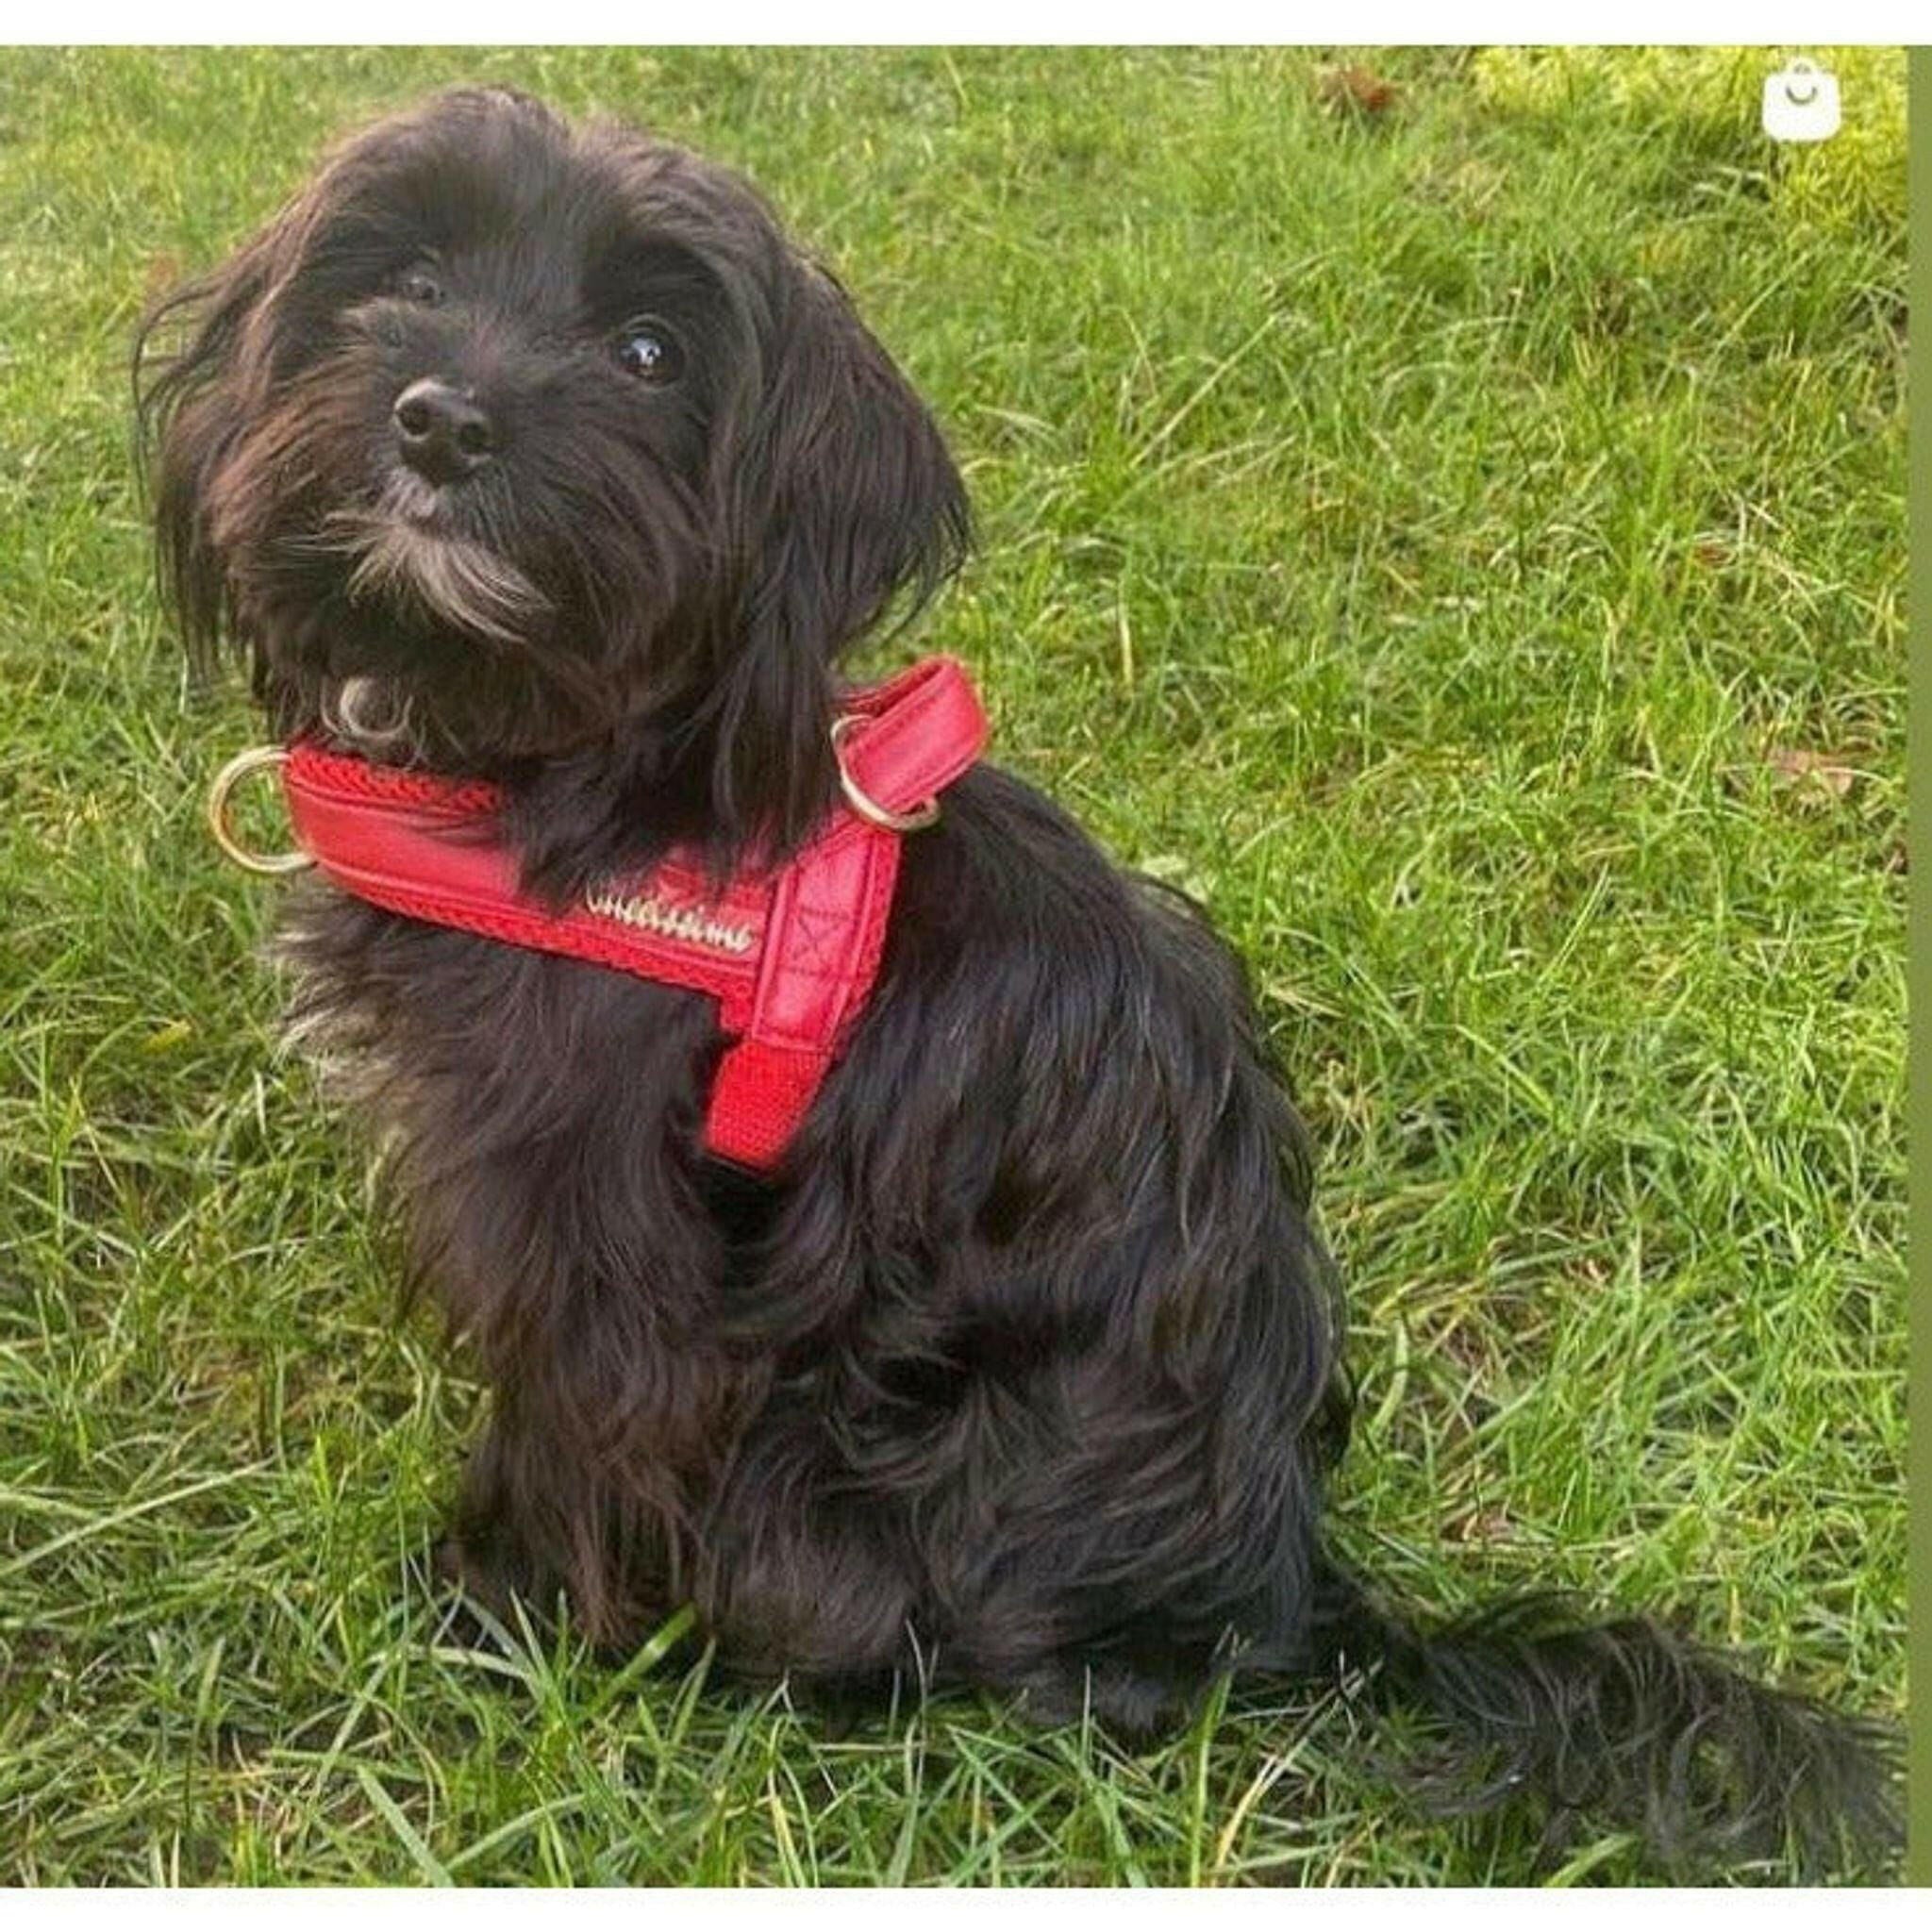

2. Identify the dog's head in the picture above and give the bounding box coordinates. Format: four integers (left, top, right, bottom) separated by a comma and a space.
137, 87, 969, 854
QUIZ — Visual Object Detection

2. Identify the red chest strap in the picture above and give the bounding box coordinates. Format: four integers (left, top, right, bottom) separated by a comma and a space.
277, 656, 988, 1172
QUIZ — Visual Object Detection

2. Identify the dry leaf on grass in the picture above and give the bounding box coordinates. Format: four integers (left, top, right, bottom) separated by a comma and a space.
1447, 1507, 1513, 1545
143, 252, 184, 302
1765, 746, 1859, 802
1318, 65, 1402, 117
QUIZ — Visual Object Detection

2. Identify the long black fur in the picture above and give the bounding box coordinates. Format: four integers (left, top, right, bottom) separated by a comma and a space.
135, 88, 1901, 1878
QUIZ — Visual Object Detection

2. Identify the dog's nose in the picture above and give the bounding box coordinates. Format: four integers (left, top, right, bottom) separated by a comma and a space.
391, 378, 496, 484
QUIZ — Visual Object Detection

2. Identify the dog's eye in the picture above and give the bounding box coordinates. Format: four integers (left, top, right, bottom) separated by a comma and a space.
615, 323, 683, 384
397, 266, 445, 307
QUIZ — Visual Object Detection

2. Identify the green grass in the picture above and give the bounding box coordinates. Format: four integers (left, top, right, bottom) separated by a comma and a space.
0, 45, 1907, 1886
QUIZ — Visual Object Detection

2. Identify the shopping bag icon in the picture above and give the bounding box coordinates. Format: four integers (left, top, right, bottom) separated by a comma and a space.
1761, 58, 1840, 143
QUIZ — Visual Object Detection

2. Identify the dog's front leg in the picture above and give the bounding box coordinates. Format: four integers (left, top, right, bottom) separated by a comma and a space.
291, 939, 748, 1647
435, 1300, 758, 1648
439, 1382, 684, 1645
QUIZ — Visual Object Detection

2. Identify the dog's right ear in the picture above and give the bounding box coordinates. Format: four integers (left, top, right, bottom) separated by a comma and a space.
692, 262, 972, 865
133, 214, 296, 675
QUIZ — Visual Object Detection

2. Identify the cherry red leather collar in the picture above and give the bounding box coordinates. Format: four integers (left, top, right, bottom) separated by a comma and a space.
275, 656, 988, 1171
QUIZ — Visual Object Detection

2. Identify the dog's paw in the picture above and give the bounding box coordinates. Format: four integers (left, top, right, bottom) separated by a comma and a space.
426, 1531, 525, 1627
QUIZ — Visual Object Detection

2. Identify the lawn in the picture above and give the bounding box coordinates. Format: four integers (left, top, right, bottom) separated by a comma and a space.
0, 45, 1907, 1885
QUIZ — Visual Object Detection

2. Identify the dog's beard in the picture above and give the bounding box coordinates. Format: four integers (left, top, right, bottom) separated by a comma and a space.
328, 472, 550, 648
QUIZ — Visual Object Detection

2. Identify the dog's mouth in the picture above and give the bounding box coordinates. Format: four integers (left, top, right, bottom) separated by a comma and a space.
320, 472, 551, 648
379, 469, 455, 528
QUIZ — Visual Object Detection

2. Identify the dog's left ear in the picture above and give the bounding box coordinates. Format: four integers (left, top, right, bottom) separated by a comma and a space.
706, 267, 971, 854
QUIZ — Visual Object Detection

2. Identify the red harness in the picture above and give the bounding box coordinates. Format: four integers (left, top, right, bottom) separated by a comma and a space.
273, 656, 988, 1172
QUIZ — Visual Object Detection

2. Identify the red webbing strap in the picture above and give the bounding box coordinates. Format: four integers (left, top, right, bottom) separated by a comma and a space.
277, 654, 989, 1172
281, 747, 770, 1029
701, 819, 895, 1166
834, 654, 990, 813
702, 656, 989, 1165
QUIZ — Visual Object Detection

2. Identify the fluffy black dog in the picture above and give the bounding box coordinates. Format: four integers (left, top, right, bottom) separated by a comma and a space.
137, 88, 1898, 1876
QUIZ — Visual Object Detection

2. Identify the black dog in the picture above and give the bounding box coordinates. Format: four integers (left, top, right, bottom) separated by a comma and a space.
137, 88, 1898, 1875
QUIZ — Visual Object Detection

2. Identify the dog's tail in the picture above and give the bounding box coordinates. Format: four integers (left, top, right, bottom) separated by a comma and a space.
1294, 1556, 1903, 1877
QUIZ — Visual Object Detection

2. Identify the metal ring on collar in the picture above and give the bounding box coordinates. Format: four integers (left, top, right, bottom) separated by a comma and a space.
206, 744, 313, 876
829, 715, 941, 833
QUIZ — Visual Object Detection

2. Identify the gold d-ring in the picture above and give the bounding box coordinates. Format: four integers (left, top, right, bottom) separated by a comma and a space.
830, 715, 940, 833
206, 745, 312, 876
